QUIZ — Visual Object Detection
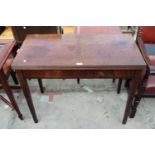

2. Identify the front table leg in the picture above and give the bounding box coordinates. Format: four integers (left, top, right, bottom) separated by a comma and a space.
17, 71, 38, 123
122, 78, 140, 124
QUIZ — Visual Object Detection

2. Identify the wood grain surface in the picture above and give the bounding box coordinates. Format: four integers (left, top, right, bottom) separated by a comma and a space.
12, 34, 146, 70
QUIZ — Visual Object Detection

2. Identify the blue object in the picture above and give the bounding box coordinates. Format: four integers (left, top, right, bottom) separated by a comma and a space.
144, 44, 155, 56
0, 44, 4, 52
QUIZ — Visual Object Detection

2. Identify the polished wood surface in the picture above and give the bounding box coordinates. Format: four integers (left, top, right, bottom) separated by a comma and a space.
13, 34, 145, 70
12, 33, 146, 124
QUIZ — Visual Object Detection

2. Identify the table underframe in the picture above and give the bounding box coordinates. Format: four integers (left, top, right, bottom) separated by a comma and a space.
16, 69, 144, 124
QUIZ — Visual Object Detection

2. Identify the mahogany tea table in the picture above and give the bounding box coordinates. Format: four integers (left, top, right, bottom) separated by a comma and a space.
12, 34, 146, 124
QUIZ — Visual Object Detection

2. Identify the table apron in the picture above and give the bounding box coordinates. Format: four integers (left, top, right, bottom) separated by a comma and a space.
16, 70, 144, 79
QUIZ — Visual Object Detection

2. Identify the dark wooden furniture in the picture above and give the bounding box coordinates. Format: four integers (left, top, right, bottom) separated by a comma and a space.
12, 34, 146, 124
11, 26, 62, 45
136, 26, 155, 97
129, 26, 155, 118
0, 39, 23, 119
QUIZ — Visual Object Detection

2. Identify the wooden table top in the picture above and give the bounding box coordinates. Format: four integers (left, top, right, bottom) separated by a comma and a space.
12, 34, 146, 70
0, 39, 16, 69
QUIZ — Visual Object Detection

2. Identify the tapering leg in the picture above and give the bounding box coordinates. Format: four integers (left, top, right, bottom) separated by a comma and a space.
38, 78, 44, 93
117, 79, 122, 94
122, 78, 140, 124
113, 78, 116, 83
17, 71, 38, 123
124, 79, 131, 88
10, 69, 19, 85
129, 98, 140, 118
0, 70, 23, 120
77, 78, 80, 84
130, 76, 147, 118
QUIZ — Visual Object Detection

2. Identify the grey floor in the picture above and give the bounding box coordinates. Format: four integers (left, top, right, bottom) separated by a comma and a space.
0, 78, 155, 129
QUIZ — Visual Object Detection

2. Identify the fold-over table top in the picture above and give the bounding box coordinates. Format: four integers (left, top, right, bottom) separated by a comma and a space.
12, 34, 146, 70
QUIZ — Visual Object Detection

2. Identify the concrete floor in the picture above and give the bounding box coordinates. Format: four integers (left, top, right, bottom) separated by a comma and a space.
0, 78, 155, 128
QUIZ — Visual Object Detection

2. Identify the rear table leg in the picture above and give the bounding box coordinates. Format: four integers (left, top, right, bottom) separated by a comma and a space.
117, 79, 122, 94
10, 69, 19, 85
38, 78, 44, 93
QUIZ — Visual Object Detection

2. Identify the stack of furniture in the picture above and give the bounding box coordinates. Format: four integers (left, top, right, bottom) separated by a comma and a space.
130, 26, 155, 118
0, 39, 23, 119
12, 26, 62, 46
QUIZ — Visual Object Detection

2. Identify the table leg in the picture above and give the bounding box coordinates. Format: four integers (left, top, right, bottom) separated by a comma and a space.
77, 78, 80, 84
38, 78, 44, 93
0, 70, 23, 120
17, 71, 38, 123
112, 78, 116, 83
130, 76, 146, 118
10, 69, 19, 85
117, 79, 122, 94
122, 78, 140, 124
